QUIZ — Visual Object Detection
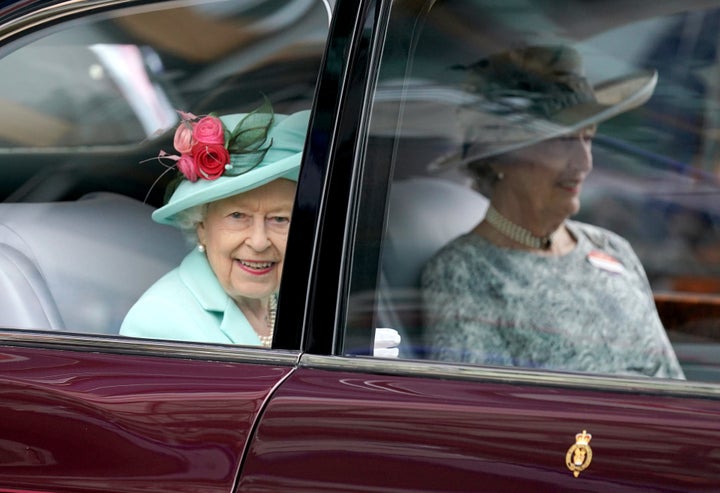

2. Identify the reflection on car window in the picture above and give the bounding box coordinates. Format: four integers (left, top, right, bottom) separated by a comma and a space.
347, 0, 720, 383
0, 0, 327, 150
0, 0, 329, 343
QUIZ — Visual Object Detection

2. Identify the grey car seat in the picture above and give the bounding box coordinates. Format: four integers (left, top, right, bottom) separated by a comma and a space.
381, 177, 488, 357
0, 192, 188, 334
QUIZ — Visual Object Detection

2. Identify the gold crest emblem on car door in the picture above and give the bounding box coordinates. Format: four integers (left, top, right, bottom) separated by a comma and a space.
565, 430, 593, 477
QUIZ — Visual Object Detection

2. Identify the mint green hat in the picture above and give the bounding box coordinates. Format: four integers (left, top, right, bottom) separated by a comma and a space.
153, 109, 310, 226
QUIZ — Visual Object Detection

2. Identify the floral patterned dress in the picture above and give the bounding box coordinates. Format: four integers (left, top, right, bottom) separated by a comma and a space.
421, 221, 685, 379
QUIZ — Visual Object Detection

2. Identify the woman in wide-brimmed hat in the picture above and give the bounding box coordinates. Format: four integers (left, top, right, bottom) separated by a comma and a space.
121, 102, 308, 347
421, 45, 684, 378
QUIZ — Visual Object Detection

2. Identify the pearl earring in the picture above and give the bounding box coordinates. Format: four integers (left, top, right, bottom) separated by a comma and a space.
496, 171, 504, 181
198, 244, 206, 253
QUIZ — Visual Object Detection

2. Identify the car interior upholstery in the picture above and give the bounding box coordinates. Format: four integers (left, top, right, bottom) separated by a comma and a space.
0, 193, 188, 334
380, 176, 488, 357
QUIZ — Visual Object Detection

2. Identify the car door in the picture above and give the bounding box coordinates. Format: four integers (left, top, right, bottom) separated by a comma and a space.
239, 0, 720, 490
0, 0, 330, 491
0, 343, 297, 493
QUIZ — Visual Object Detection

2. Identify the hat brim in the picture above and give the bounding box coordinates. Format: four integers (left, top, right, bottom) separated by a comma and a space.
152, 154, 301, 226
426, 69, 658, 171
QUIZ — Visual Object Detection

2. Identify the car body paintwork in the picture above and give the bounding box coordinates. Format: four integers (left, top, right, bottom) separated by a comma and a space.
238, 360, 720, 492
0, 341, 295, 492
1, 0, 720, 492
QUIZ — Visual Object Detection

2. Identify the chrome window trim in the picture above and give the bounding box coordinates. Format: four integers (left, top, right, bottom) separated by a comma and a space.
299, 353, 720, 399
321, 0, 335, 21
0, 330, 301, 366
1, 0, 336, 43
0, 0, 137, 42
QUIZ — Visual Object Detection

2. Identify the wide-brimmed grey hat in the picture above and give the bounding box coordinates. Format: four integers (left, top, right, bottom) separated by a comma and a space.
428, 45, 657, 170
153, 109, 309, 226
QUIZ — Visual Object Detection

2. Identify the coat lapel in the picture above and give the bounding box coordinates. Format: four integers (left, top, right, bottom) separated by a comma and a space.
219, 297, 262, 345
178, 249, 261, 345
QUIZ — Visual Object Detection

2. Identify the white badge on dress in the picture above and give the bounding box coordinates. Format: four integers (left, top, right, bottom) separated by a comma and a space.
587, 250, 626, 275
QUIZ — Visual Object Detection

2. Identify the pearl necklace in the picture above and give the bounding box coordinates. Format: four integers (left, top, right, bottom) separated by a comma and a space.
484, 205, 555, 250
258, 295, 277, 348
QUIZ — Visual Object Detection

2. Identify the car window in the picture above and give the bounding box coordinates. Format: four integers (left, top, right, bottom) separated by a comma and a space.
0, 0, 330, 343
346, 0, 720, 383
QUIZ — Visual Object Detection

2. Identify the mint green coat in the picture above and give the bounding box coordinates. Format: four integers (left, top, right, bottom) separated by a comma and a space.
120, 249, 262, 345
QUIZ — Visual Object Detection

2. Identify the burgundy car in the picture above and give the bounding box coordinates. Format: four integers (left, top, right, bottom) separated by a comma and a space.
1, 0, 720, 491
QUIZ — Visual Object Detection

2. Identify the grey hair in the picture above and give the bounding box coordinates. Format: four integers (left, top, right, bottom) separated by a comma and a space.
174, 203, 208, 244
466, 157, 503, 197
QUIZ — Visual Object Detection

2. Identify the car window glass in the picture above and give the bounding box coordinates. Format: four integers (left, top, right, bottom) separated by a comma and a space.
0, 0, 330, 344
346, 0, 720, 383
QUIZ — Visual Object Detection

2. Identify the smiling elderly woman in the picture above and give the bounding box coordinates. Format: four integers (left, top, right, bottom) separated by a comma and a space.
120, 104, 308, 347
421, 46, 684, 378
